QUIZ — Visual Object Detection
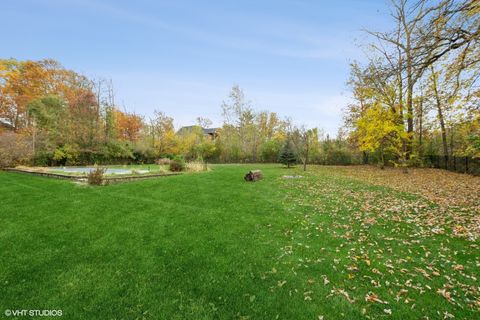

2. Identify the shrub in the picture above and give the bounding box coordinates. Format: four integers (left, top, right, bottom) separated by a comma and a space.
101, 141, 135, 162
326, 149, 352, 165
87, 167, 106, 185
155, 158, 172, 165
169, 156, 185, 172
0, 132, 33, 168
133, 143, 156, 164
53, 144, 80, 166
261, 139, 281, 162
33, 152, 53, 166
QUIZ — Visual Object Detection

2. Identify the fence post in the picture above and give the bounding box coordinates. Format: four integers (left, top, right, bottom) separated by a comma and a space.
465, 157, 469, 174
453, 156, 456, 172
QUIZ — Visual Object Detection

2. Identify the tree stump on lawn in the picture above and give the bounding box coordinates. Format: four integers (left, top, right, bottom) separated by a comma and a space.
244, 170, 263, 182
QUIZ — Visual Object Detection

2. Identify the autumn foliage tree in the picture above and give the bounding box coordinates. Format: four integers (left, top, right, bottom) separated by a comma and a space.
1, 59, 334, 166
114, 109, 143, 142
356, 104, 406, 169
344, 0, 480, 168
0, 59, 51, 131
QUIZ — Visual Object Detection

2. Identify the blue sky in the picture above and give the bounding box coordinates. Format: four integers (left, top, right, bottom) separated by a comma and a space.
2, 0, 392, 135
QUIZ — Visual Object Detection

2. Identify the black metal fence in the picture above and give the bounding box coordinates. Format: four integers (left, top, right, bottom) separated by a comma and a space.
425, 155, 480, 176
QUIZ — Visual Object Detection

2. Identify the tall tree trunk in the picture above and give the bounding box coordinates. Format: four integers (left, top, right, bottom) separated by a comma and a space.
418, 95, 424, 154
380, 145, 385, 170
397, 54, 409, 159
449, 128, 455, 168
405, 53, 414, 158
401, 5, 415, 159
14, 112, 20, 132
363, 151, 368, 164
431, 68, 449, 168
303, 147, 308, 171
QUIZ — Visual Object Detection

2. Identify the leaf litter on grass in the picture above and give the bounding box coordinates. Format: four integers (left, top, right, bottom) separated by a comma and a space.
335, 166, 480, 238
269, 166, 479, 319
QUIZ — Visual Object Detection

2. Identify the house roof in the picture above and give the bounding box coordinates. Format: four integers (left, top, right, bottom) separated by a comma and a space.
178, 126, 218, 135
0, 118, 13, 130
202, 128, 217, 135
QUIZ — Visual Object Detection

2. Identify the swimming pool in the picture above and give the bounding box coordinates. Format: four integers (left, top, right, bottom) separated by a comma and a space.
49, 167, 149, 175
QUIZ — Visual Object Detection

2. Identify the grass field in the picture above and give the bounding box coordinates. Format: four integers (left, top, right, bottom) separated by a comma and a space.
0, 164, 478, 319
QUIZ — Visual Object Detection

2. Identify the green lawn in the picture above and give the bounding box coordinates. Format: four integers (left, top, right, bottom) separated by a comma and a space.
0, 165, 478, 319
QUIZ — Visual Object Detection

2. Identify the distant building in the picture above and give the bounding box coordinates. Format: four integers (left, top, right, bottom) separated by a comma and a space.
0, 118, 14, 132
177, 125, 219, 140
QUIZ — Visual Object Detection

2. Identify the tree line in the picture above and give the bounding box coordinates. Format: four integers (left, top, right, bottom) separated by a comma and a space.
0, 59, 353, 168
2, 1, 477, 170
344, 0, 479, 168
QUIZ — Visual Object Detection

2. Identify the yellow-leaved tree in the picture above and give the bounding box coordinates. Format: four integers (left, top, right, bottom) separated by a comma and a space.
356, 103, 406, 169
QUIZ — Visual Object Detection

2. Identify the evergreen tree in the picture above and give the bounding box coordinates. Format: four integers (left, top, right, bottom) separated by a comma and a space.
278, 139, 297, 168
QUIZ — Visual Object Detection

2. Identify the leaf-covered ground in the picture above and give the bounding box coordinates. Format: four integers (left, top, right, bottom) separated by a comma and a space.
334, 166, 480, 239
0, 164, 478, 319
279, 166, 479, 319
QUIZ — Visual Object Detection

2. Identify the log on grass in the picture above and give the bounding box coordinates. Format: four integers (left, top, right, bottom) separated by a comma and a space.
244, 170, 263, 182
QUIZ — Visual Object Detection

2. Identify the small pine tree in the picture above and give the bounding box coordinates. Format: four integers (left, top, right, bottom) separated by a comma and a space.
279, 140, 297, 168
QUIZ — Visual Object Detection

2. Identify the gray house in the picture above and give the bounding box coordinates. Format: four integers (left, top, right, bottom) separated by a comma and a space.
0, 118, 14, 131
177, 126, 218, 140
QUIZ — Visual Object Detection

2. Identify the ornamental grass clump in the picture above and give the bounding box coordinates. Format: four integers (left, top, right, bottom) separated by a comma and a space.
87, 167, 107, 185
186, 161, 208, 172
169, 156, 185, 172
